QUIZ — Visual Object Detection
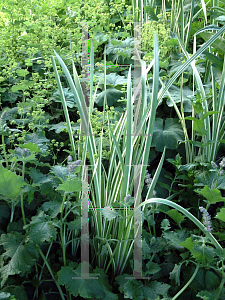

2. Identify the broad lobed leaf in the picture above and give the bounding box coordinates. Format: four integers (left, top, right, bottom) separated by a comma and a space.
0, 232, 39, 287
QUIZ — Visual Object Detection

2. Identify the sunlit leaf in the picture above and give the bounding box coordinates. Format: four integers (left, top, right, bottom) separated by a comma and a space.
195, 186, 225, 204
0, 285, 28, 300
166, 209, 185, 226
105, 37, 135, 63
185, 117, 207, 135
50, 165, 69, 182
96, 73, 127, 88
165, 85, 193, 112
20, 143, 41, 153
56, 177, 86, 193
49, 122, 80, 134
215, 208, 225, 222
0, 165, 27, 199
180, 236, 193, 251
199, 32, 225, 54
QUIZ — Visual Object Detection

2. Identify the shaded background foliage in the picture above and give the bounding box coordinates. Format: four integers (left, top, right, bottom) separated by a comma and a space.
0, 0, 225, 299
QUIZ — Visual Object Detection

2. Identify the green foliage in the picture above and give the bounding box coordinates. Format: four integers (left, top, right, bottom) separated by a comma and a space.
191, 245, 215, 265
0, 232, 39, 287
0, 286, 28, 300
101, 206, 121, 221
57, 263, 117, 299
23, 211, 58, 244
0, 0, 225, 299
105, 37, 135, 64
141, 14, 171, 67
0, 166, 27, 199
170, 263, 183, 286
152, 118, 184, 151
76, 106, 120, 161
94, 73, 127, 106
56, 177, 85, 193
115, 275, 170, 300
51, 88, 78, 109
195, 186, 225, 205
165, 85, 193, 112
0, 292, 16, 300
0, 0, 82, 119
199, 32, 225, 58
215, 208, 225, 223
166, 209, 185, 227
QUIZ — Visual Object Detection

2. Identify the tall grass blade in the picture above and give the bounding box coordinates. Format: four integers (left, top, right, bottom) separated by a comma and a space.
140, 33, 159, 187
201, 0, 208, 23
121, 65, 133, 200
52, 49, 102, 224
211, 56, 225, 160
50, 56, 76, 160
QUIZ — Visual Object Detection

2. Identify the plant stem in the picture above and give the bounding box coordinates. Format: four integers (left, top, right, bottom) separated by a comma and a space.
172, 264, 200, 300
2, 134, 9, 169
215, 260, 225, 300
39, 248, 66, 300
214, 168, 221, 189
152, 204, 156, 237
215, 276, 225, 300
33, 243, 53, 299
10, 201, 14, 223
60, 192, 67, 267
21, 161, 26, 226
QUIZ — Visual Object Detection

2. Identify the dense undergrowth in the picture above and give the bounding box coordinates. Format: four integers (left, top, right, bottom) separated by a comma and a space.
1, 0, 225, 299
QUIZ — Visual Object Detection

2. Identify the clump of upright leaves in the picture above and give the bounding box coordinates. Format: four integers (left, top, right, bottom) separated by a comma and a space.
76, 106, 120, 161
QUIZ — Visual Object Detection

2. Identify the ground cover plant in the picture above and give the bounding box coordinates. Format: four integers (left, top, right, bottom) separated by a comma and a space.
1, 0, 225, 299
